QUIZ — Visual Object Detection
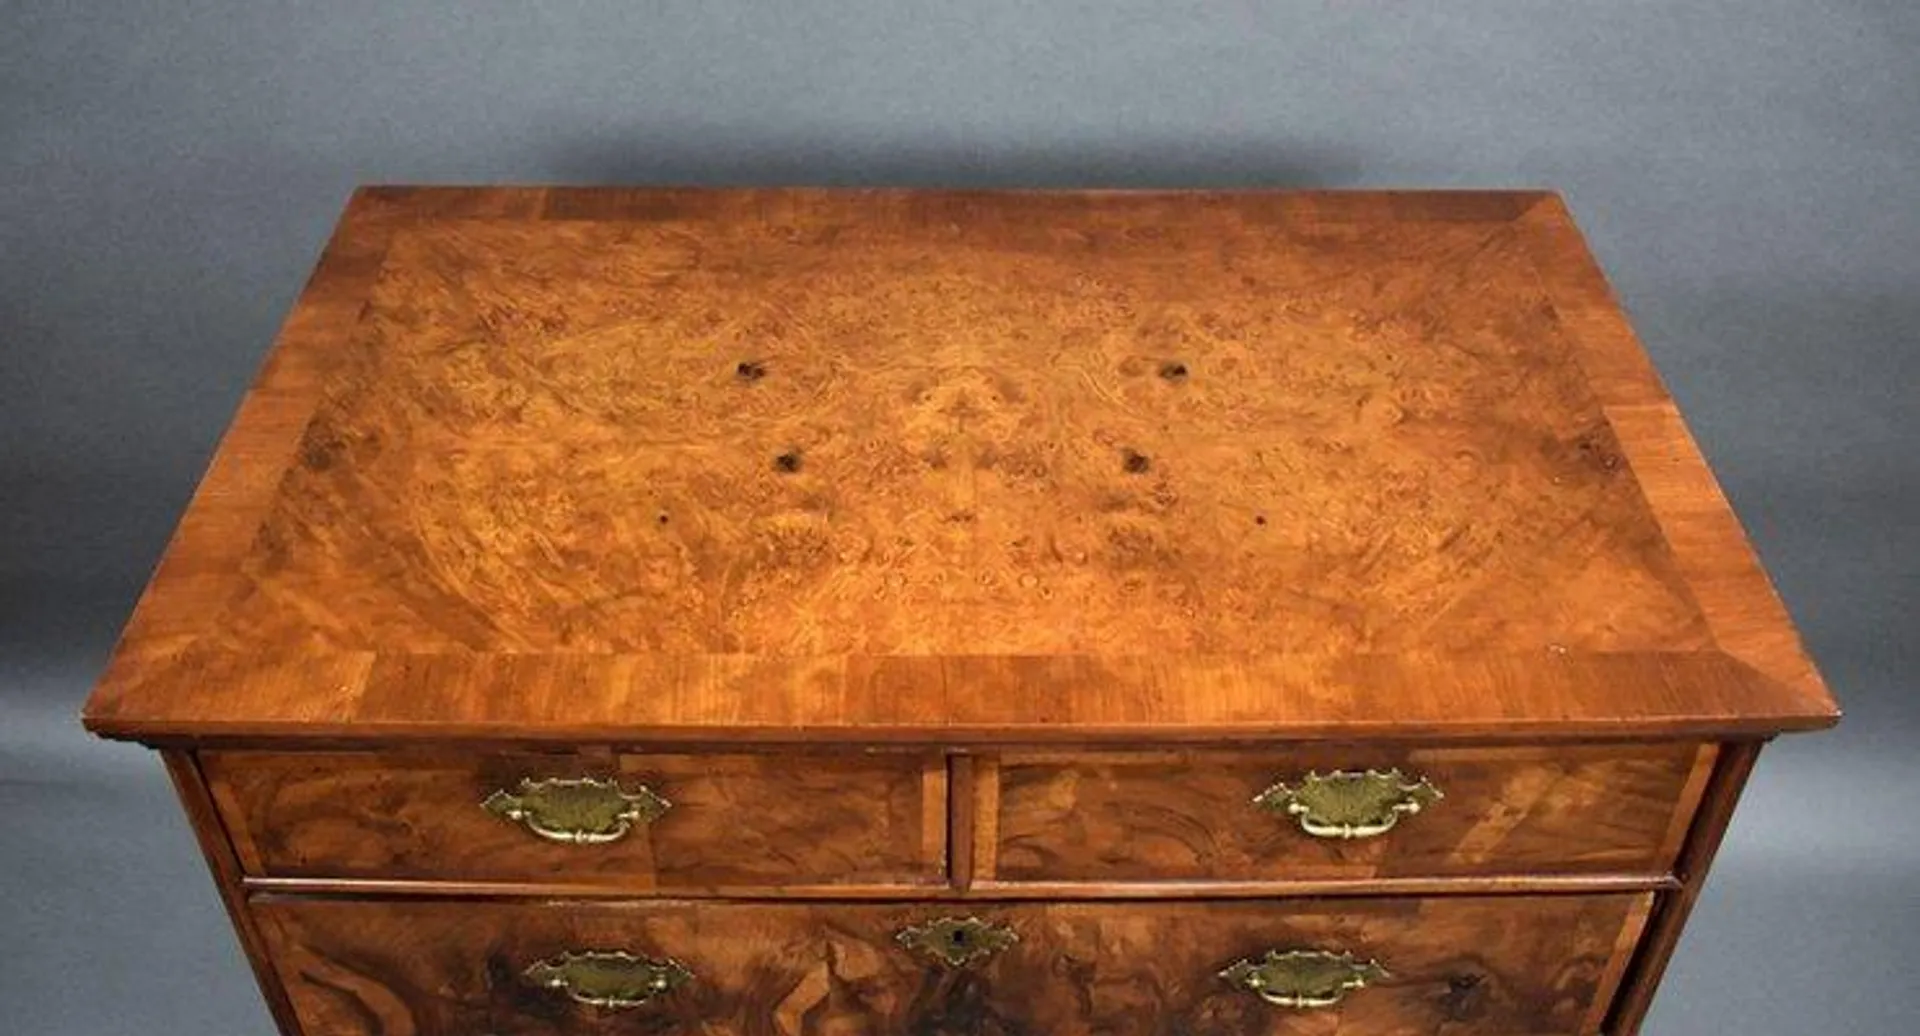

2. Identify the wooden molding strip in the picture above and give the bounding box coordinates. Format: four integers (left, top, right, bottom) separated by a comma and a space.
241, 872, 1678, 902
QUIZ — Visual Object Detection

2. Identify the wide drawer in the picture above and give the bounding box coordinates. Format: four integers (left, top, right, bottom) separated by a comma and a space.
980, 742, 1715, 884
202, 750, 946, 890
253, 893, 1652, 1036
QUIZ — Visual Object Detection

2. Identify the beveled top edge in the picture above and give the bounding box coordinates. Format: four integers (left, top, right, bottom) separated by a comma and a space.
83, 647, 1838, 745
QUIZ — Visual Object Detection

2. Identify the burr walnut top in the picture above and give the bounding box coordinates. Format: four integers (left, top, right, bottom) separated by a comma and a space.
82, 188, 1836, 744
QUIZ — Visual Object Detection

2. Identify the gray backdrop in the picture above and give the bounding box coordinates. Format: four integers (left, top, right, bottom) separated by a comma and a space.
3, 3, 1914, 1034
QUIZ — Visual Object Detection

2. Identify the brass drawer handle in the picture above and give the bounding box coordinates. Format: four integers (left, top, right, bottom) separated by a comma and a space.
896, 916, 1019, 968
483, 776, 671, 844
1220, 949, 1387, 1009
524, 950, 691, 1010
1253, 768, 1442, 839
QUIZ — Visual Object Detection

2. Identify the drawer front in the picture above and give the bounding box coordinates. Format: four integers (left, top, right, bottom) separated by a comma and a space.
254, 894, 1651, 1036
203, 750, 946, 890
982, 742, 1714, 883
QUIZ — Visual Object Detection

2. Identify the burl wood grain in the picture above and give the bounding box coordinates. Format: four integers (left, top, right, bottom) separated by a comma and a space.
217, 213, 1705, 658
203, 751, 946, 889
254, 893, 1650, 1036
81, 189, 1836, 743
984, 743, 1715, 884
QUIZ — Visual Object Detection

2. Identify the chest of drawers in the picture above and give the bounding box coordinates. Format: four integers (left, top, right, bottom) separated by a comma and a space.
83, 187, 1837, 1035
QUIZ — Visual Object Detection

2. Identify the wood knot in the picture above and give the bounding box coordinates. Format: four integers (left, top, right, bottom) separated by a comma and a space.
773, 449, 803, 473
1576, 435, 1622, 472
1158, 361, 1189, 381
299, 434, 346, 472
1441, 972, 1485, 1019
736, 360, 767, 381
1121, 448, 1151, 474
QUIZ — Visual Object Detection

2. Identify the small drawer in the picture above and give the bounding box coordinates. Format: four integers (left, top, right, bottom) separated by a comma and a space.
979, 742, 1715, 884
254, 893, 1651, 1036
202, 750, 947, 890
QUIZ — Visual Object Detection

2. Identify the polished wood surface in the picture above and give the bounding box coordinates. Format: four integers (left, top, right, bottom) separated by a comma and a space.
983, 742, 1715, 883
240, 872, 1679, 900
255, 892, 1651, 1036
204, 750, 946, 889
82, 188, 1836, 744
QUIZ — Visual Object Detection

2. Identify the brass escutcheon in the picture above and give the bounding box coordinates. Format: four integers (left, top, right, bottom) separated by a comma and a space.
482, 776, 670, 845
896, 916, 1019, 968
1253, 768, 1442, 839
523, 950, 691, 1010
1219, 948, 1387, 1009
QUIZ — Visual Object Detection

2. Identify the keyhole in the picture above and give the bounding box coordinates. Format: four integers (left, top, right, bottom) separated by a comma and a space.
736, 360, 767, 381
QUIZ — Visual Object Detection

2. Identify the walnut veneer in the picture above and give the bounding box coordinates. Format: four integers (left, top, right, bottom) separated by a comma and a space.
255, 895, 1653, 1036
983, 744, 1716, 885
84, 187, 1836, 1036
203, 750, 948, 890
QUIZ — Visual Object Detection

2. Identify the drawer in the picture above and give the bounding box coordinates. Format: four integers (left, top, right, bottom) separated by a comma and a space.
980, 742, 1715, 884
253, 893, 1652, 1036
202, 750, 946, 890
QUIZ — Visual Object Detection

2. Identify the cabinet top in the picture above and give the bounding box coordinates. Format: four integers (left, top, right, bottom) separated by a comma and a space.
83, 188, 1836, 745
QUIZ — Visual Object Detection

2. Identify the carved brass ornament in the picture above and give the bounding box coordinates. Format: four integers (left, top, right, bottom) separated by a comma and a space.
1219, 949, 1388, 1009
896, 916, 1019, 968
1253, 768, 1442, 840
523, 950, 691, 1010
482, 776, 671, 844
